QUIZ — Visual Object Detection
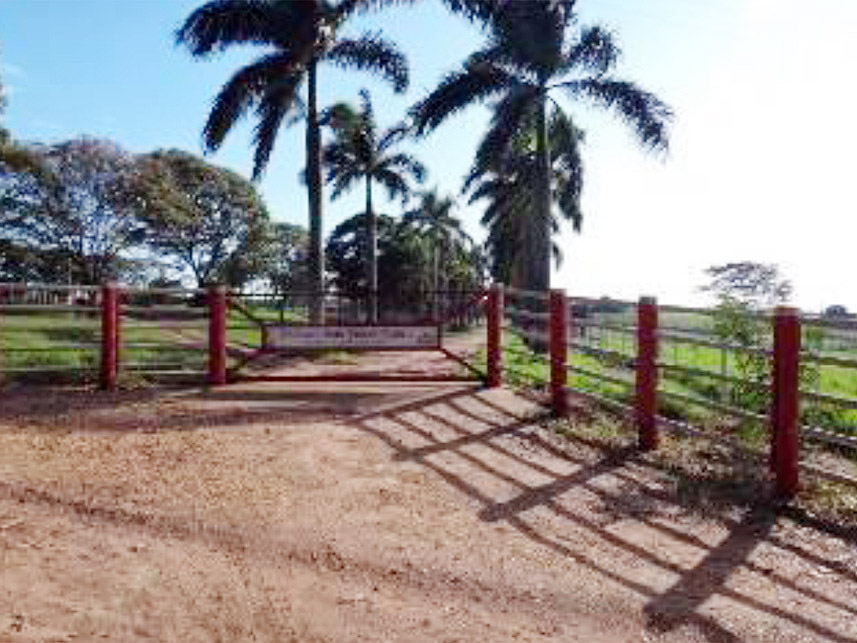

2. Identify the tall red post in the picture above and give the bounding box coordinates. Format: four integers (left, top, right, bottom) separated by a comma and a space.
486, 283, 504, 388
208, 285, 228, 386
771, 306, 801, 498
100, 282, 119, 391
550, 289, 569, 416
635, 296, 659, 450
0, 285, 4, 387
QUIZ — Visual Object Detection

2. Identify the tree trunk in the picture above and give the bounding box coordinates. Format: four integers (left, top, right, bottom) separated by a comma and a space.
432, 242, 440, 322
532, 88, 551, 294
366, 175, 378, 323
306, 60, 325, 323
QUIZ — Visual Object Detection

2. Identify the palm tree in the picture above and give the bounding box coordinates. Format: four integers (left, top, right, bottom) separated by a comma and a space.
400, 189, 471, 320
412, 0, 671, 292
176, 0, 410, 321
465, 110, 582, 288
321, 89, 425, 322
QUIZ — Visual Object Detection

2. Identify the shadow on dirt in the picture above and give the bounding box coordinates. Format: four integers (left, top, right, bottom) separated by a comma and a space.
352, 387, 857, 643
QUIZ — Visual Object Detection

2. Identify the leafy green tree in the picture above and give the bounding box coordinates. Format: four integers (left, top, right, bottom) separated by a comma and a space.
412, 0, 671, 292
700, 263, 824, 430
322, 89, 425, 321
257, 221, 312, 296
133, 150, 270, 288
0, 138, 141, 284
176, 0, 413, 320
400, 189, 471, 319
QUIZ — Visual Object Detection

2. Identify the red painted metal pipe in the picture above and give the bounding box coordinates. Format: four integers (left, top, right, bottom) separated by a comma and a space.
208, 285, 228, 386
635, 296, 659, 450
771, 306, 801, 498
486, 283, 504, 388
550, 289, 569, 416
100, 283, 119, 391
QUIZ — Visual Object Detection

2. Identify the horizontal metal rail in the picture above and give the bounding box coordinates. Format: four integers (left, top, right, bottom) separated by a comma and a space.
800, 315, 857, 331
504, 345, 550, 363
572, 319, 637, 335
505, 307, 550, 322
503, 286, 550, 301
1, 365, 97, 373
122, 343, 204, 351
122, 286, 205, 296
1, 325, 100, 332
658, 330, 772, 357
122, 305, 204, 314
0, 304, 99, 313
658, 388, 767, 422
800, 351, 857, 369
1, 345, 99, 352
121, 320, 208, 328
658, 362, 769, 390
568, 295, 637, 308
803, 425, 857, 450
0, 282, 100, 293
567, 364, 634, 388
569, 342, 634, 364
800, 389, 857, 410
122, 363, 205, 371
502, 325, 550, 344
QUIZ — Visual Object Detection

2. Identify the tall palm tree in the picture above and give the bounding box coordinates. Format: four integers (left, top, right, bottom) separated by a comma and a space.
400, 189, 471, 320
412, 0, 671, 292
321, 89, 425, 322
465, 110, 582, 288
176, 0, 410, 321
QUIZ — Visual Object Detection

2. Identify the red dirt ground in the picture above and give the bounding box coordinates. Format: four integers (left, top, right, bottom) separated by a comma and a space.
1, 342, 856, 642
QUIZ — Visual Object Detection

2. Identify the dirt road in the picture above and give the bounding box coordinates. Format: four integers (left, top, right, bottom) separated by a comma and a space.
1, 347, 856, 642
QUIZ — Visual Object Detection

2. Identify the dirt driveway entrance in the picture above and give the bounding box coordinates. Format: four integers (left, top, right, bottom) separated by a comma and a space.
1, 349, 856, 642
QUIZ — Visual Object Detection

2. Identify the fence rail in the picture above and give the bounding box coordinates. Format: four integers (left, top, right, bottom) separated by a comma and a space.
486, 284, 857, 497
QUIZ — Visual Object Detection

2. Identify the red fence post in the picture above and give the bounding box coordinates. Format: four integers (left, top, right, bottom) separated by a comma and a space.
550, 289, 569, 416
208, 285, 228, 386
635, 296, 659, 450
771, 306, 801, 498
100, 282, 119, 391
0, 285, 4, 387
486, 283, 504, 388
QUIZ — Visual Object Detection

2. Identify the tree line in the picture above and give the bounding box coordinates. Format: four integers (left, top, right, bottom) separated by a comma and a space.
2, 1, 673, 314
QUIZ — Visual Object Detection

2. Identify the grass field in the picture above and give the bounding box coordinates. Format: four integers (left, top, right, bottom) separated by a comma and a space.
496, 308, 857, 447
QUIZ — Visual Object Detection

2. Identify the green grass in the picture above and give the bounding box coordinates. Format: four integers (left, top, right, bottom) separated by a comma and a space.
484, 315, 857, 450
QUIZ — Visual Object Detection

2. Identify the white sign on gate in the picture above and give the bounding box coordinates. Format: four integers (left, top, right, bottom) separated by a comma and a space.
265, 325, 440, 350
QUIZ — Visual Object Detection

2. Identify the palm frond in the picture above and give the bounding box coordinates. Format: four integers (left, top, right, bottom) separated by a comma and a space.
374, 167, 410, 202
411, 63, 515, 134
562, 24, 620, 76
176, 0, 281, 55
326, 34, 409, 93
565, 78, 672, 151
488, 0, 569, 79
376, 152, 426, 184
376, 122, 411, 152
441, 0, 501, 22
251, 72, 304, 178
471, 83, 537, 174
202, 53, 295, 152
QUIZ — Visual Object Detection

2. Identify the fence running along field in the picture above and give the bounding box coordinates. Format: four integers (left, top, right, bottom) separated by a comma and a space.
0, 282, 212, 386
0, 282, 484, 387
486, 284, 857, 496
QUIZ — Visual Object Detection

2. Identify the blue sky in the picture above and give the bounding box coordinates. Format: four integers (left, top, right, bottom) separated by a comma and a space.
2, 0, 856, 311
